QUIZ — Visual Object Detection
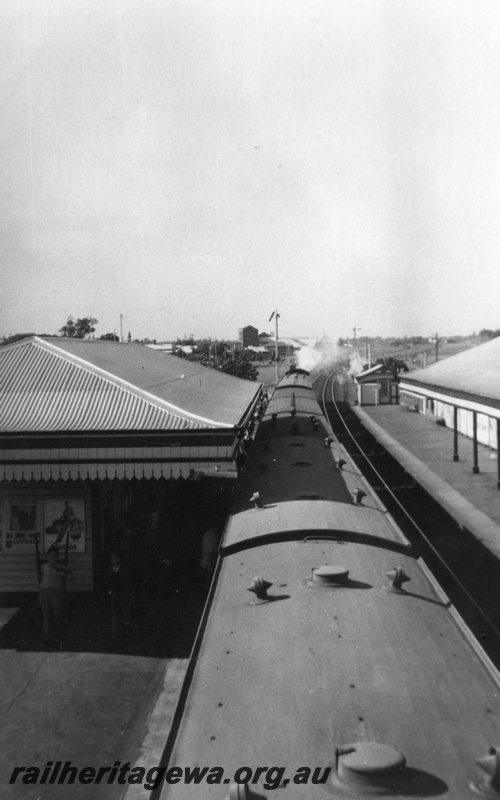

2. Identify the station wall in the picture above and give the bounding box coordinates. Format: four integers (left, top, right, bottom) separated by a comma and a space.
0, 483, 94, 592
400, 390, 498, 450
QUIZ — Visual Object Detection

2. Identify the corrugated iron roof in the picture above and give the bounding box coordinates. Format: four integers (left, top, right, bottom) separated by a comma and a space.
401, 337, 500, 402
0, 337, 261, 433
355, 364, 386, 379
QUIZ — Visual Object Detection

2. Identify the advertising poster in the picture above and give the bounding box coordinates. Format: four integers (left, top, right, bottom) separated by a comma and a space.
4, 500, 41, 553
44, 498, 85, 553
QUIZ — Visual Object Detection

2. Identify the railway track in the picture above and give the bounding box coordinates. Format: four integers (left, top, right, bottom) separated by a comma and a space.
312, 365, 500, 667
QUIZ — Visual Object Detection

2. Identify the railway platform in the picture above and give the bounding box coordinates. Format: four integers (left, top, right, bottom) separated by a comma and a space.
0, 586, 205, 799
352, 403, 500, 563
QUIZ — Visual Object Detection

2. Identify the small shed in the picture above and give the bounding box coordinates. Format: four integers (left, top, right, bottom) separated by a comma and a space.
355, 364, 399, 406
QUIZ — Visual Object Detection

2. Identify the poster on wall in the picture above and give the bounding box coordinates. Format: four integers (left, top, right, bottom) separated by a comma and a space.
44, 498, 85, 553
4, 500, 41, 553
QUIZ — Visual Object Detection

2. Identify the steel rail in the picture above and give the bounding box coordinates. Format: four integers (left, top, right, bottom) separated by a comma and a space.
321, 366, 500, 641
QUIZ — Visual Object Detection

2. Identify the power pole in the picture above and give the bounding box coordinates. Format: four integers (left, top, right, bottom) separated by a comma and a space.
120, 314, 123, 343
353, 326, 362, 343
435, 333, 439, 362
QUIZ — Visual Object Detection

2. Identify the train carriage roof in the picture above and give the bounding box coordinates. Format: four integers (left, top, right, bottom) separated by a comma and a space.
159, 370, 500, 800
222, 499, 411, 556
264, 390, 322, 418
162, 536, 500, 799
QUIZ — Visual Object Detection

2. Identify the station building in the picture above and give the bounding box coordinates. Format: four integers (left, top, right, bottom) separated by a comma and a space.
398, 336, 500, 477
0, 337, 261, 592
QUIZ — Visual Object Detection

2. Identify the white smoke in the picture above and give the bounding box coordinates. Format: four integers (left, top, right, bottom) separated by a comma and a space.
297, 338, 341, 373
347, 351, 366, 378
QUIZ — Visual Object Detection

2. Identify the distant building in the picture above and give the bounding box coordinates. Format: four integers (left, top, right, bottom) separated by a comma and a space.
245, 346, 271, 361
145, 343, 174, 354
239, 326, 259, 348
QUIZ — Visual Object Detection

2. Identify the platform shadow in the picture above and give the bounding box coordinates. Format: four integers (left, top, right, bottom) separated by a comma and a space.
0, 581, 207, 658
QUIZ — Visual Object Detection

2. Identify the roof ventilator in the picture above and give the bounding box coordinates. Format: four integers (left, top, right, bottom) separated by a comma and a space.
250, 492, 263, 509
309, 415, 320, 431
312, 566, 349, 585
353, 488, 367, 504
333, 742, 406, 793
337, 458, 346, 470
226, 783, 267, 800
325, 436, 333, 447
247, 576, 273, 602
384, 567, 411, 593
472, 746, 500, 796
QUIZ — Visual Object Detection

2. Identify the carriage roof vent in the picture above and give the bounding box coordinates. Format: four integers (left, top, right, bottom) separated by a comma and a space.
334, 743, 406, 792
384, 566, 411, 593
473, 746, 500, 795
247, 576, 272, 601
312, 566, 349, 585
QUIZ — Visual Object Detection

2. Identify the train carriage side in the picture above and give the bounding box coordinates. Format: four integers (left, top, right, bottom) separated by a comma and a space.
156, 374, 500, 800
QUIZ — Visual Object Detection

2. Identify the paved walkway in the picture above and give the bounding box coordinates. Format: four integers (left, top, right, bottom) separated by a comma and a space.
352, 404, 500, 563
0, 587, 205, 799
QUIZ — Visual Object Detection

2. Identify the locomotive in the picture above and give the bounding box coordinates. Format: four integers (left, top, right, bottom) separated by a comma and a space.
156, 371, 500, 799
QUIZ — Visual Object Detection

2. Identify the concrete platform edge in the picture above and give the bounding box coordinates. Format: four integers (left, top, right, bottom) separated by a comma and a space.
352, 406, 500, 563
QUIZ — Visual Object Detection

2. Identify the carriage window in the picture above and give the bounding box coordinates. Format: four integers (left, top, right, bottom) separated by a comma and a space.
379, 379, 388, 397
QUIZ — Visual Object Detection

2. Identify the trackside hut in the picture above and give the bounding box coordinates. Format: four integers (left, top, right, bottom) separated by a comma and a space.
355, 364, 399, 405
398, 337, 500, 481
0, 337, 261, 591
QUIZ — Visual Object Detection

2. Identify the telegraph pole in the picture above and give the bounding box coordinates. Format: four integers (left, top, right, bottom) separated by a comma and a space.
269, 310, 280, 384
435, 333, 439, 362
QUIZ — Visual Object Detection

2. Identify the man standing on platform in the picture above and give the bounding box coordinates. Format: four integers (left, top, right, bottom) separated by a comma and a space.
106, 551, 130, 647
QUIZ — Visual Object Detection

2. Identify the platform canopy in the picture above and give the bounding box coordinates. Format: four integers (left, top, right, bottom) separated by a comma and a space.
400, 336, 500, 412
0, 337, 261, 480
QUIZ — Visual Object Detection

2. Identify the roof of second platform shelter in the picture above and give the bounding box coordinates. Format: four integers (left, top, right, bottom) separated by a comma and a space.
401, 337, 500, 402
0, 337, 261, 432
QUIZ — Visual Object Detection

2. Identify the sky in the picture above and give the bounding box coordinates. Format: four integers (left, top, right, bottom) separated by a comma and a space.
1, 0, 500, 344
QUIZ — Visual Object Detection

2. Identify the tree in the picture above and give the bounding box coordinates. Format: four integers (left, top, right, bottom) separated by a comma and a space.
1, 333, 54, 346
99, 332, 119, 341
478, 328, 500, 342
219, 352, 259, 381
1, 332, 37, 346
60, 317, 98, 339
